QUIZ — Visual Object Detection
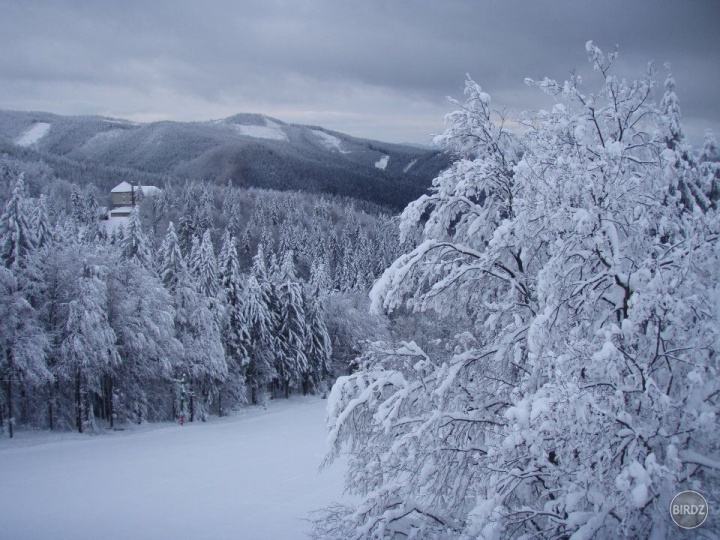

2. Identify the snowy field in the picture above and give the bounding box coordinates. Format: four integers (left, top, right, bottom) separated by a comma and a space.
0, 396, 347, 540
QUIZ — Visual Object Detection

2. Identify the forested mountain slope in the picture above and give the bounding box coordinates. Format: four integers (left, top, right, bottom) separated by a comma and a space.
0, 110, 449, 210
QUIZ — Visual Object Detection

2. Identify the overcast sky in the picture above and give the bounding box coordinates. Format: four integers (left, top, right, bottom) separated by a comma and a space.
1, 1, 718, 145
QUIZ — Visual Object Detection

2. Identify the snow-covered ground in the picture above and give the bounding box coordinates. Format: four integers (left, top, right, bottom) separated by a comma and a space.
104, 214, 130, 235
15, 122, 51, 147
0, 396, 347, 540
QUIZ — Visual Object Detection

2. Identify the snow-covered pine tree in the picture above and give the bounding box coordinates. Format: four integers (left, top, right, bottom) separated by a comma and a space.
309, 258, 332, 298
275, 251, 308, 398
188, 234, 201, 277
302, 290, 332, 395
70, 185, 85, 225
316, 43, 720, 539
241, 227, 252, 255
701, 129, 719, 162
177, 214, 198, 257
196, 230, 219, 299
159, 222, 185, 293
0, 174, 37, 270
197, 188, 214, 233
217, 230, 249, 412
121, 206, 153, 270
659, 65, 712, 214
242, 245, 278, 404
700, 130, 720, 206
217, 229, 235, 289
31, 195, 53, 249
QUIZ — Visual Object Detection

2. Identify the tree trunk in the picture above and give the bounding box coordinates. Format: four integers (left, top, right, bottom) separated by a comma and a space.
284, 380, 290, 399
48, 400, 53, 431
218, 390, 223, 417
189, 388, 195, 423
84, 385, 92, 430
106, 375, 114, 429
75, 369, 83, 433
7, 376, 13, 439
302, 376, 310, 396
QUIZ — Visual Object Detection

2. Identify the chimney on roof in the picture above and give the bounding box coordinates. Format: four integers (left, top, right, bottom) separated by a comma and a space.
131, 182, 135, 207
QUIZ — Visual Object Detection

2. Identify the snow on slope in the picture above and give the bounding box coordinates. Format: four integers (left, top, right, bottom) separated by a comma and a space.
375, 155, 390, 170
0, 396, 347, 540
312, 129, 351, 154
15, 122, 51, 147
233, 118, 288, 141
403, 159, 417, 173
80, 128, 126, 151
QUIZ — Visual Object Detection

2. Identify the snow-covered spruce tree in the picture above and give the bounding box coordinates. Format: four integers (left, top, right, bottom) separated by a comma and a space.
242, 245, 278, 404
274, 251, 308, 398
315, 44, 719, 539
196, 229, 219, 299
0, 174, 36, 270
217, 230, 249, 412
31, 195, 53, 249
159, 222, 185, 292
302, 290, 332, 395
121, 206, 153, 269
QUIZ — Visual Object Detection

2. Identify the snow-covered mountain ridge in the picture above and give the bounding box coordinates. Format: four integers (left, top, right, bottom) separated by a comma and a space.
0, 109, 450, 210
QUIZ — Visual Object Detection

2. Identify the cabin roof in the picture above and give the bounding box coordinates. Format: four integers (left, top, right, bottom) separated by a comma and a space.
111, 181, 161, 194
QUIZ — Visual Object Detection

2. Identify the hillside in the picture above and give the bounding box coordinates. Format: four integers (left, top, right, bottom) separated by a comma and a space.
0, 110, 449, 210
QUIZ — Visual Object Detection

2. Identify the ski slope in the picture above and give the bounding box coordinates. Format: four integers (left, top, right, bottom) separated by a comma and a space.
0, 396, 347, 540
15, 122, 51, 147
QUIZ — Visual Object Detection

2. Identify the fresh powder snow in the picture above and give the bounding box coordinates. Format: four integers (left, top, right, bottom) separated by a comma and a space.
375, 155, 389, 170
14, 122, 51, 147
0, 396, 347, 540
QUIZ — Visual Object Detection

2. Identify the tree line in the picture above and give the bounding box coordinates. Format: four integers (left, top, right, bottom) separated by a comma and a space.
0, 171, 399, 436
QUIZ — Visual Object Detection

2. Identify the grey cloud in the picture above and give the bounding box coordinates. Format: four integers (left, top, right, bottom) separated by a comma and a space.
0, 0, 718, 144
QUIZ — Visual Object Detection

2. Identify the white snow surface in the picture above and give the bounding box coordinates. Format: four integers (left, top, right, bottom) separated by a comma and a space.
0, 396, 347, 540
233, 119, 288, 141
375, 155, 390, 170
15, 122, 51, 147
104, 214, 130, 235
312, 130, 351, 154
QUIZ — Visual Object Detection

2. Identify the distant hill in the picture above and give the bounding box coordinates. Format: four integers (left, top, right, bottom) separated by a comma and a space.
0, 110, 450, 210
